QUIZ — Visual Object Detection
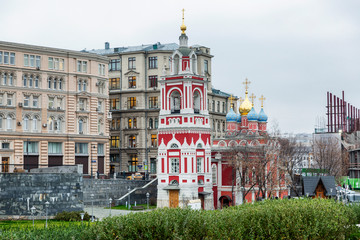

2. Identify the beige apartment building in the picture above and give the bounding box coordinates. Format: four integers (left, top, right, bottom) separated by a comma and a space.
90, 42, 237, 177
0, 41, 110, 177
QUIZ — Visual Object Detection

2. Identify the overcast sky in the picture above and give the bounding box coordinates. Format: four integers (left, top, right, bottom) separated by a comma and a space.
1, 0, 360, 134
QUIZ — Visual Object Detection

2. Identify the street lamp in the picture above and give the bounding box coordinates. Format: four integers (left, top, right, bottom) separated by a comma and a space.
109, 198, 112, 216
31, 206, 36, 227
80, 212, 85, 226
90, 193, 94, 222
146, 192, 150, 209
128, 186, 131, 210
45, 201, 50, 228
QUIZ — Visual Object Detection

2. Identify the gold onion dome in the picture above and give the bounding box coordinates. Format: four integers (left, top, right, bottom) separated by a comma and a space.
239, 91, 252, 116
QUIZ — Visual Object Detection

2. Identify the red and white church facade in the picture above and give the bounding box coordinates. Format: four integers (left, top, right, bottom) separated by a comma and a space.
156, 17, 213, 209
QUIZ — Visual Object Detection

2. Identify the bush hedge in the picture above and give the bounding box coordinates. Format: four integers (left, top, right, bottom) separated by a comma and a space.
0, 199, 358, 239
54, 211, 90, 222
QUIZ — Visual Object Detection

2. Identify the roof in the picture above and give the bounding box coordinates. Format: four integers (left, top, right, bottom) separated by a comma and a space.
303, 176, 337, 196
87, 43, 179, 55
211, 88, 236, 98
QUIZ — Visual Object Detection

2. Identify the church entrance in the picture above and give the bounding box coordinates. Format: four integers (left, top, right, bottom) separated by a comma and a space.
219, 195, 231, 209
169, 190, 179, 208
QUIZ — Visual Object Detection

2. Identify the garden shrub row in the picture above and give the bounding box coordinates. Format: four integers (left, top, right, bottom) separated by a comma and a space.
0, 199, 358, 240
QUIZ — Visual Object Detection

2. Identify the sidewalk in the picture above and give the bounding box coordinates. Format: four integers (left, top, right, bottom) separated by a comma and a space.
84, 207, 152, 221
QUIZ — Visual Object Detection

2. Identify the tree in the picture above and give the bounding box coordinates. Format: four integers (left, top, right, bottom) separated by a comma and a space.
313, 135, 349, 180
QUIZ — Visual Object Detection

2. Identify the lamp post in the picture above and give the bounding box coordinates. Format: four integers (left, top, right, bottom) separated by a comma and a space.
45, 201, 50, 228
90, 193, 94, 222
146, 192, 150, 209
109, 198, 112, 216
80, 212, 85, 226
31, 206, 36, 227
128, 186, 131, 210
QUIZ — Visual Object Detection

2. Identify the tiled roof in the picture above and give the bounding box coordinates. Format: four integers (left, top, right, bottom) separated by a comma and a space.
303, 176, 337, 196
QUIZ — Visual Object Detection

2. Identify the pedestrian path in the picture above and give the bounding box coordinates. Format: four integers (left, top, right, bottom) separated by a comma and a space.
84, 207, 152, 221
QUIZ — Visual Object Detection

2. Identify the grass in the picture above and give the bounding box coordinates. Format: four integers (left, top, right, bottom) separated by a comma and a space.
0, 220, 89, 229
106, 204, 156, 210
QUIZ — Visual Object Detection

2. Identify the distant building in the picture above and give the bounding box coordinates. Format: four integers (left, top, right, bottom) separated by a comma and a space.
0, 41, 110, 177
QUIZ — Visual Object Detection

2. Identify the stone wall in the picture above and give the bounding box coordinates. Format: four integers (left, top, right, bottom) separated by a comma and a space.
83, 179, 157, 207
0, 172, 83, 219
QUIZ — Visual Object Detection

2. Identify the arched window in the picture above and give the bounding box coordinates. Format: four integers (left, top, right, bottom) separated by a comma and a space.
9, 73, 13, 86
49, 117, 54, 131
82, 80, 86, 91
149, 118, 153, 129
133, 118, 137, 128
170, 143, 179, 149
0, 115, 3, 129
174, 55, 179, 74
6, 115, 13, 130
53, 78, 57, 89
212, 165, 217, 184
197, 143, 203, 149
78, 80, 82, 91
170, 91, 181, 113
56, 118, 62, 132
3, 73, 7, 85
59, 79, 62, 90
191, 55, 196, 74
33, 116, 39, 131
78, 119, 83, 133
48, 77, 52, 89
193, 91, 200, 113
24, 116, 29, 131
29, 75, 33, 87
34, 76, 39, 88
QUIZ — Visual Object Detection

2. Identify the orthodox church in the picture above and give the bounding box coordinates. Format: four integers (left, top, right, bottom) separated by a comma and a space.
157, 11, 288, 210
211, 81, 289, 209
156, 11, 213, 209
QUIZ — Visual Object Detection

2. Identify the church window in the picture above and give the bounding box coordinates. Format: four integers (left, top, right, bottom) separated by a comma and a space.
197, 143, 203, 148
170, 143, 179, 149
212, 165, 217, 184
197, 157, 204, 173
170, 91, 181, 114
193, 91, 200, 114
170, 158, 179, 173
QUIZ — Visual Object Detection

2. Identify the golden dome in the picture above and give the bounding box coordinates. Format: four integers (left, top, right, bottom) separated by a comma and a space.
180, 9, 186, 34
239, 91, 252, 116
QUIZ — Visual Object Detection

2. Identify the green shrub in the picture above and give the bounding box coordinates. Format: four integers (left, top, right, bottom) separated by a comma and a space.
54, 211, 90, 222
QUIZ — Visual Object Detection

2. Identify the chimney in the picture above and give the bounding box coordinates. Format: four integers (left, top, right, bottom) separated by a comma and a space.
105, 42, 110, 50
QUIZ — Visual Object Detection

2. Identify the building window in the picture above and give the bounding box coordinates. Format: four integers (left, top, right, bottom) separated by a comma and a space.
170, 91, 181, 113
78, 118, 84, 133
33, 116, 39, 131
98, 144, 104, 155
149, 118, 153, 129
110, 78, 120, 89
128, 57, 136, 69
75, 143, 88, 154
110, 98, 120, 110
127, 97, 136, 109
204, 60, 208, 73
217, 101, 220, 112
110, 136, 119, 148
23, 141, 39, 153
6, 115, 13, 130
24, 96, 30, 107
170, 158, 179, 173
98, 64, 106, 76
222, 102, 226, 113
24, 54, 40, 68
149, 75, 157, 88
212, 100, 215, 111
154, 118, 158, 129
23, 116, 29, 131
0, 51, 2, 64
150, 158, 156, 174
48, 142, 62, 154
36, 56, 41, 68
109, 59, 120, 71
128, 118, 132, 128
149, 57, 158, 69
10, 53, 15, 65
151, 134, 157, 147
128, 154, 138, 172
7, 94, 13, 106
197, 157, 204, 173
212, 165, 217, 184
1, 73, 14, 86
78, 79, 87, 92
79, 98, 86, 111
77, 60, 88, 73
48, 97, 54, 109
129, 135, 136, 148
149, 97, 158, 108
2, 142, 9, 149
128, 76, 136, 88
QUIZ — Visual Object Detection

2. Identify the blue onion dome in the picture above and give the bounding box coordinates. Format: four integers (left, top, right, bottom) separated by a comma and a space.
258, 108, 268, 122
226, 108, 237, 122
236, 113, 241, 123
247, 107, 258, 121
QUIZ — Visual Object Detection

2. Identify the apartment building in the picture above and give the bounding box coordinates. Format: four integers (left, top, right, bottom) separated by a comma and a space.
0, 41, 110, 177
89, 42, 237, 176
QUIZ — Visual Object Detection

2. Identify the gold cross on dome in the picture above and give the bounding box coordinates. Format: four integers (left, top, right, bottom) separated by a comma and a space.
239, 97, 244, 105
242, 78, 251, 92
259, 95, 266, 108
249, 93, 256, 106
229, 95, 236, 107
182, 9, 185, 21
